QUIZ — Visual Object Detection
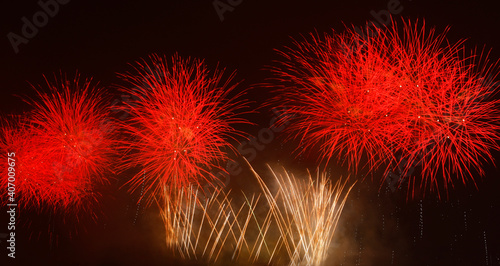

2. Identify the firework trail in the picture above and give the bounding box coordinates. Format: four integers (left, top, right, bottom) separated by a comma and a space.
161, 186, 260, 263
273, 19, 500, 196
250, 164, 355, 265
118, 54, 248, 204
1, 74, 117, 212
271, 24, 402, 173
160, 161, 354, 266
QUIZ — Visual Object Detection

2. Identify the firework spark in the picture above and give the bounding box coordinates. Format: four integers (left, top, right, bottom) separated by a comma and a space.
251, 164, 355, 265
1, 74, 116, 212
160, 161, 354, 266
118, 54, 248, 204
161, 186, 259, 263
273, 19, 500, 196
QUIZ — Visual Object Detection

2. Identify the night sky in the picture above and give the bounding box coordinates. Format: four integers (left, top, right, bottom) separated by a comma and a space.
1, 0, 500, 265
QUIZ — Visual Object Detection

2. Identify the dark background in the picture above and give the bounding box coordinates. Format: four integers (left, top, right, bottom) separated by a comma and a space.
1, 0, 499, 265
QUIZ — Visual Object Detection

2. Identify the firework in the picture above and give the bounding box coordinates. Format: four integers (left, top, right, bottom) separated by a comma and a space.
0, 117, 45, 208
118, 54, 248, 204
161, 186, 260, 263
251, 164, 355, 265
160, 162, 354, 266
273, 19, 500, 195
382, 25, 500, 196
272, 25, 402, 173
0, 74, 116, 212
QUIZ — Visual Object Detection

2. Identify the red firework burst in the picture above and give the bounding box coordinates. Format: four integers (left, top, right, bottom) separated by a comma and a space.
273, 19, 500, 196
365, 20, 500, 196
0, 117, 45, 208
118, 54, 247, 203
1, 74, 117, 212
272, 24, 406, 173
